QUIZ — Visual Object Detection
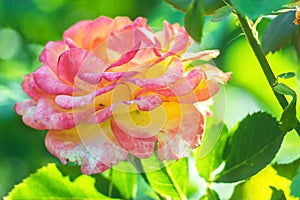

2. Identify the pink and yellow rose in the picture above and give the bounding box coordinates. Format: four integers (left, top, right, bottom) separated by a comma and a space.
15, 16, 230, 174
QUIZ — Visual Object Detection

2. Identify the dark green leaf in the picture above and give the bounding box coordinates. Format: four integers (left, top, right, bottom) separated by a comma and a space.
203, 0, 226, 15
199, 188, 220, 200
164, 0, 192, 12
278, 72, 296, 79
270, 186, 287, 200
56, 163, 82, 181
210, 6, 233, 22
273, 83, 297, 97
215, 112, 284, 183
272, 158, 300, 179
196, 122, 228, 181
142, 156, 188, 199
293, 31, 300, 61
262, 11, 299, 54
6, 163, 115, 199
93, 173, 123, 198
184, 0, 205, 43
291, 165, 300, 197
273, 83, 297, 132
231, 0, 294, 19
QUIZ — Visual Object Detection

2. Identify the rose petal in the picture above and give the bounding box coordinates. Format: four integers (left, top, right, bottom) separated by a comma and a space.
108, 17, 152, 56
82, 16, 114, 51
155, 21, 190, 63
111, 118, 156, 158
111, 16, 133, 30
87, 94, 162, 124
87, 104, 116, 124
57, 48, 89, 84
55, 83, 117, 109
14, 100, 35, 116
128, 58, 184, 89
78, 71, 138, 85
19, 99, 91, 130
45, 122, 127, 175
108, 41, 141, 69
176, 79, 220, 103
181, 50, 220, 62
22, 74, 50, 100
111, 103, 167, 140
63, 20, 92, 48
33, 65, 74, 95
168, 23, 190, 54
154, 68, 204, 97
135, 95, 163, 111
157, 103, 204, 160
39, 41, 67, 73
200, 64, 231, 83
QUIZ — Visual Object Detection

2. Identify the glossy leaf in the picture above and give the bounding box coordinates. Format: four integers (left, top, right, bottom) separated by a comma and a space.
270, 186, 287, 200
196, 122, 228, 182
5, 163, 114, 200
291, 165, 300, 197
231, 0, 294, 19
199, 188, 220, 200
293, 31, 300, 60
184, 0, 205, 43
142, 156, 188, 199
110, 164, 137, 200
164, 0, 192, 12
210, 6, 233, 22
272, 158, 300, 179
57, 159, 126, 198
215, 112, 284, 183
203, 0, 226, 15
273, 83, 297, 132
277, 72, 296, 79
262, 11, 299, 55
230, 166, 297, 200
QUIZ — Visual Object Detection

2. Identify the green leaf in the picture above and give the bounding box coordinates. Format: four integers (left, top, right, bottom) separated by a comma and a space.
262, 11, 299, 55
110, 163, 137, 200
164, 0, 192, 12
6, 163, 115, 200
199, 188, 220, 200
184, 0, 205, 43
291, 165, 300, 197
231, 0, 294, 19
210, 6, 233, 22
196, 122, 228, 182
273, 83, 298, 132
203, 0, 226, 15
270, 186, 287, 200
93, 173, 123, 198
230, 165, 296, 199
135, 175, 160, 200
164, 0, 225, 15
142, 156, 188, 199
293, 31, 300, 60
272, 158, 300, 179
215, 112, 285, 183
277, 72, 296, 79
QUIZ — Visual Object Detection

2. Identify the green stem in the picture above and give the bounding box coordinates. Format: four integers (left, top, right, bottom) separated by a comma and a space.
236, 12, 300, 136
108, 168, 113, 198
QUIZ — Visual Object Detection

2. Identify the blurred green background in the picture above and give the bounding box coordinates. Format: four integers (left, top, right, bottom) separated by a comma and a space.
0, 0, 299, 198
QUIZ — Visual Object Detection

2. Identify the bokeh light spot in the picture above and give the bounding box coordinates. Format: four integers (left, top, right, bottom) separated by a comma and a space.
0, 28, 21, 60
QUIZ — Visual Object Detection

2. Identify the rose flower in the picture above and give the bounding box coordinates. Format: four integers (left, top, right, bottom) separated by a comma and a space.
15, 16, 230, 174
